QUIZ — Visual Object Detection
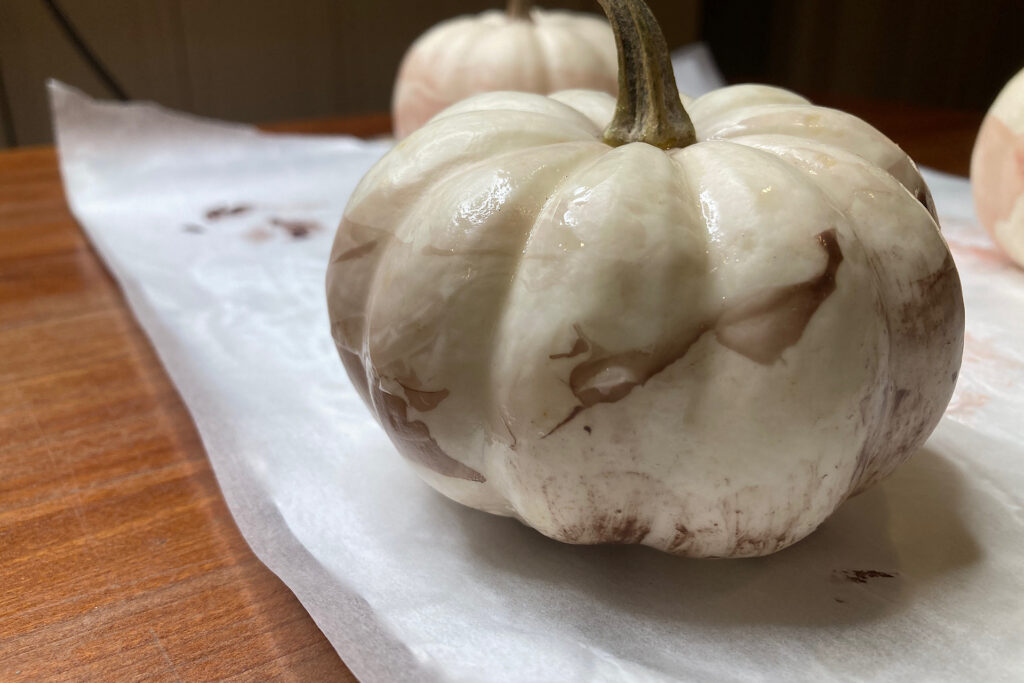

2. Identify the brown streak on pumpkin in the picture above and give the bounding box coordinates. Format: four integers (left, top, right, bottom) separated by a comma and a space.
851, 252, 963, 494
544, 405, 585, 437
892, 388, 910, 412
333, 240, 378, 263
376, 389, 486, 482
714, 228, 843, 364
400, 384, 450, 412
913, 253, 958, 295
546, 229, 844, 434
338, 347, 372, 407
550, 325, 591, 359
501, 414, 518, 449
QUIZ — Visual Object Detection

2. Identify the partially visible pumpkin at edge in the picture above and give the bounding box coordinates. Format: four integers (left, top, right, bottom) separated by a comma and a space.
971, 66, 1024, 268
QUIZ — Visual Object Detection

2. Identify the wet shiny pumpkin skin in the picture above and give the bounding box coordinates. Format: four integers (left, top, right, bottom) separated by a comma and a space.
327, 85, 963, 557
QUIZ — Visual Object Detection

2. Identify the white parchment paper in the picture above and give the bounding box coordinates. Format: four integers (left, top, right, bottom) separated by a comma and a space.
50, 80, 1024, 682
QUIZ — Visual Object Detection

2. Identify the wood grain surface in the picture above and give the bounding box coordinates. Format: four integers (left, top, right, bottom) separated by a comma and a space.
0, 105, 981, 681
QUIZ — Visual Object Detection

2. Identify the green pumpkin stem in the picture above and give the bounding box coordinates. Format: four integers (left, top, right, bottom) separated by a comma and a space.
506, 0, 533, 20
597, 0, 697, 149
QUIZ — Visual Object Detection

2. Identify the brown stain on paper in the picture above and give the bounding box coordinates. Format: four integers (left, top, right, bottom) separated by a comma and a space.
834, 569, 896, 584
270, 217, 322, 239
244, 227, 273, 243
205, 204, 252, 220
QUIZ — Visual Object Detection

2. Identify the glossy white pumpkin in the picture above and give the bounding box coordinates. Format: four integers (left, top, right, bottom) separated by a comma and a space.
328, 84, 963, 557
391, 6, 616, 138
971, 66, 1024, 267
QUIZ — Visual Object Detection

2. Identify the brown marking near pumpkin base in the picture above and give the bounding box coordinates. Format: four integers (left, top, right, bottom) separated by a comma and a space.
851, 253, 963, 494
913, 253, 958, 299
206, 204, 252, 220
559, 514, 651, 545
244, 227, 274, 243
270, 217, 322, 239
666, 523, 691, 552
892, 388, 911, 412
375, 389, 486, 482
546, 230, 843, 435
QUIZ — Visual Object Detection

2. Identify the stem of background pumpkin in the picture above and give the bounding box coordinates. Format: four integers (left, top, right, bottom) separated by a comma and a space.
597, 0, 697, 149
506, 0, 533, 20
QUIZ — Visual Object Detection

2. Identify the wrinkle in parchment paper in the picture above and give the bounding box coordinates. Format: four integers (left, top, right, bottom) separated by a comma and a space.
51, 79, 1024, 682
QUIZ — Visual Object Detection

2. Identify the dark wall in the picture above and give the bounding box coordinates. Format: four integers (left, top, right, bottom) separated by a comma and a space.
1, 0, 698, 147
703, 0, 1024, 111
1, 0, 1020, 148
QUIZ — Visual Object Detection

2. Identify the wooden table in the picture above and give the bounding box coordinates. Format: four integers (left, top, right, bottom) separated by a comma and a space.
0, 103, 982, 681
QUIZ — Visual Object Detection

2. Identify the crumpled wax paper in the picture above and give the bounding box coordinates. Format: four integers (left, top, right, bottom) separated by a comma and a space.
50, 76, 1024, 682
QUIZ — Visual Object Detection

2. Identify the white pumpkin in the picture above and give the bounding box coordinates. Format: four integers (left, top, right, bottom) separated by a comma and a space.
392, 0, 616, 139
971, 66, 1024, 268
329, 0, 963, 557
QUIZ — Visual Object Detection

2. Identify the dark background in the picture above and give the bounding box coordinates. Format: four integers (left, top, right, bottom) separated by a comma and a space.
1, 0, 1021, 148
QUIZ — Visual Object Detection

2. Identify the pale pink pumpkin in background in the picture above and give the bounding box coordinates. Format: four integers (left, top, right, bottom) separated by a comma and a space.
391, 0, 617, 139
971, 66, 1024, 268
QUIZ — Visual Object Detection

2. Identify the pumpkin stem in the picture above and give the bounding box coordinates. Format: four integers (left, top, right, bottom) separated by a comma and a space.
506, 0, 533, 20
598, 0, 697, 149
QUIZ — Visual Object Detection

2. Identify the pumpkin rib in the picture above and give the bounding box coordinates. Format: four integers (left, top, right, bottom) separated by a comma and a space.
490, 140, 712, 526
358, 141, 607, 493
686, 84, 809, 126
732, 133, 961, 494
730, 132, 942, 236
428, 90, 601, 133
700, 102, 933, 208
702, 103, 903, 164
717, 139, 895, 498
